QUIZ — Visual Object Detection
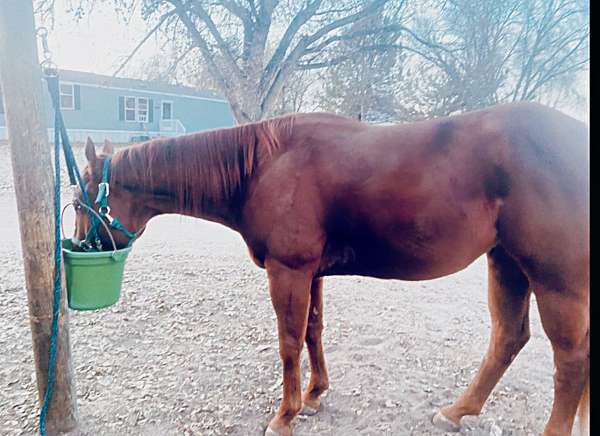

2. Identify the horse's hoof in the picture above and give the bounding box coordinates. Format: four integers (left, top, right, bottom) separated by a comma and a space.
300, 404, 319, 416
264, 425, 290, 436
264, 426, 281, 436
432, 410, 461, 432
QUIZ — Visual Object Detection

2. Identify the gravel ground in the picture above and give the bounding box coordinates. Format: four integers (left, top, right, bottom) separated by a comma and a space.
0, 142, 556, 436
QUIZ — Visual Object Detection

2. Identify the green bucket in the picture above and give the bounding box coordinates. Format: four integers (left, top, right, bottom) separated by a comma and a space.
61, 239, 131, 310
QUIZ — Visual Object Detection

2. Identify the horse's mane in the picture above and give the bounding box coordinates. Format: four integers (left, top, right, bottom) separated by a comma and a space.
110, 115, 295, 213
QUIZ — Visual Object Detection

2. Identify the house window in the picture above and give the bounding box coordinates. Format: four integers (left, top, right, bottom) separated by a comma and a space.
60, 84, 74, 110
123, 96, 150, 122
137, 97, 149, 122
125, 97, 136, 121
161, 101, 172, 120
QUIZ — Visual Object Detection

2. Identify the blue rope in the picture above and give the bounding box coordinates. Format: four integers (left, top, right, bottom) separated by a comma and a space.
38, 70, 141, 434
45, 74, 100, 248
38, 78, 63, 436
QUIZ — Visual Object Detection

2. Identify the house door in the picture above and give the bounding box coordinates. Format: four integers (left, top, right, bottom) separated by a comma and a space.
161, 101, 172, 120
160, 101, 173, 132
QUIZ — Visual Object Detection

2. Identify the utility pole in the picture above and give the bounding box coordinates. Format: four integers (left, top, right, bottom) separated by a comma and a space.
0, 1, 78, 434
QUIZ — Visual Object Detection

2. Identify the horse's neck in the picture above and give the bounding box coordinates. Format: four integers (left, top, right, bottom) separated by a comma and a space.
141, 186, 243, 229
135, 162, 246, 230
115, 123, 283, 230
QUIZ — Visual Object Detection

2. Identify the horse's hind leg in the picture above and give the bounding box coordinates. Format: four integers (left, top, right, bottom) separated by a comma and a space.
534, 285, 589, 436
301, 277, 329, 415
433, 246, 531, 431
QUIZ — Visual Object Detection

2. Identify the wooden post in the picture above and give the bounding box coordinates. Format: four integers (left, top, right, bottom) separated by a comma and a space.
0, 1, 78, 434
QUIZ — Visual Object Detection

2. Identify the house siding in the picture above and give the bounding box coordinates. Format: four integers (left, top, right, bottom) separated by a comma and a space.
1, 74, 234, 142
168, 94, 233, 132
45, 83, 235, 133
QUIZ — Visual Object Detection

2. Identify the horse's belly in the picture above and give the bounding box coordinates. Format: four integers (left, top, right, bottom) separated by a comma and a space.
318, 244, 485, 280
318, 206, 499, 280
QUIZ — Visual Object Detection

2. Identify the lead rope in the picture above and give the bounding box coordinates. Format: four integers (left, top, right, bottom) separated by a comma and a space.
36, 27, 140, 434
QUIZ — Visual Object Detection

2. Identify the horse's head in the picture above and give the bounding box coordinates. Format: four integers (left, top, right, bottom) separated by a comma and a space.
73, 138, 145, 251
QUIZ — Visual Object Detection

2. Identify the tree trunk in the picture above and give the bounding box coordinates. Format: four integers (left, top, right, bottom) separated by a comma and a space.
0, 1, 78, 434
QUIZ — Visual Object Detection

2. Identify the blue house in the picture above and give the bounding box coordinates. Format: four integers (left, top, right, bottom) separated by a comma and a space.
0, 69, 235, 142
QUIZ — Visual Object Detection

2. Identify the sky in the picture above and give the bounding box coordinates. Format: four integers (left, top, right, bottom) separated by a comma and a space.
40, 1, 159, 76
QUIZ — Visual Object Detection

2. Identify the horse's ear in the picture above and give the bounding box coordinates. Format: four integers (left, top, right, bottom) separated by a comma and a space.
102, 139, 114, 155
85, 137, 97, 163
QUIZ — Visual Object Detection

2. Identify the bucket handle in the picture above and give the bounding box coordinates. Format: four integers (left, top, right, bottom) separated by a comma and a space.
61, 202, 119, 256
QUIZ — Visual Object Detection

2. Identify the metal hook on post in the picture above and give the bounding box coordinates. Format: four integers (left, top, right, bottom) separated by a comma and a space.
36, 26, 57, 76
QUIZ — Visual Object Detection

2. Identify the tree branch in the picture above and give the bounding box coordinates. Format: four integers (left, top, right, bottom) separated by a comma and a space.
535, 30, 588, 75
524, 33, 588, 100
314, 6, 355, 16
297, 55, 351, 70
219, 0, 251, 21
261, 0, 391, 113
165, 45, 195, 77
304, 0, 389, 47
259, 0, 278, 17
524, 57, 589, 101
188, 1, 244, 79
261, 0, 323, 90
305, 24, 401, 54
112, 9, 176, 77
168, 0, 241, 111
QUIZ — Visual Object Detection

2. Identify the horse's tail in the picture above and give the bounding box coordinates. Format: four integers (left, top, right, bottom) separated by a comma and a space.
576, 367, 589, 436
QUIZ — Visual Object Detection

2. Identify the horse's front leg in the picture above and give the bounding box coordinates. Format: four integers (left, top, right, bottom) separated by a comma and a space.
265, 258, 315, 436
301, 277, 329, 415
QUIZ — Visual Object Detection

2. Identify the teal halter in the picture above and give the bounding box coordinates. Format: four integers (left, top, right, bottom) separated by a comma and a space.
73, 157, 142, 251
93, 157, 142, 247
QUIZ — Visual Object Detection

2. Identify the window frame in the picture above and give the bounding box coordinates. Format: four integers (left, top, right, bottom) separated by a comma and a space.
59, 83, 75, 110
137, 97, 149, 123
124, 96, 137, 122
123, 96, 150, 123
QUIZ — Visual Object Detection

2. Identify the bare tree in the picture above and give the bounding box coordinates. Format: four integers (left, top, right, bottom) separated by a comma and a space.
317, 13, 403, 122
271, 69, 316, 115
149, 31, 319, 117
395, 0, 589, 119
508, 0, 589, 103
77, 0, 406, 123
50, 0, 587, 122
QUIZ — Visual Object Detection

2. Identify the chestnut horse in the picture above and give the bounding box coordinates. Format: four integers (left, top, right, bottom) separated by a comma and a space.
76, 102, 588, 436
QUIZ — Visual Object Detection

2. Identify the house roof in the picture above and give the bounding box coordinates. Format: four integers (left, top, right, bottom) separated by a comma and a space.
58, 69, 226, 101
